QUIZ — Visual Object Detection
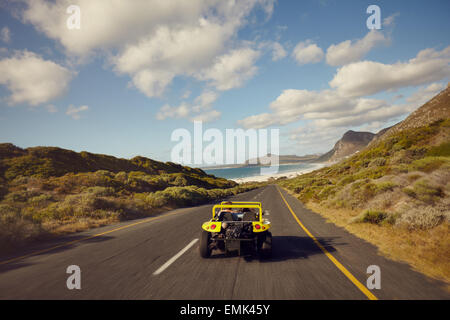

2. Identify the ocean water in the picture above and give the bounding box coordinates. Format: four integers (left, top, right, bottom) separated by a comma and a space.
204, 162, 317, 180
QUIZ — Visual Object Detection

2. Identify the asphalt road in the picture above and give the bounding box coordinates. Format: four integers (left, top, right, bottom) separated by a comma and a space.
0, 185, 448, 299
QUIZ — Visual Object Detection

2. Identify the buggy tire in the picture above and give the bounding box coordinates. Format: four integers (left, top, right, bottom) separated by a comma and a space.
200, 230, 211, 258
260, 231, 272, 259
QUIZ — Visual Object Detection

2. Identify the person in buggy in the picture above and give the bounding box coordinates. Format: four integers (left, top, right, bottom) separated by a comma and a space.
217, 201, 238, 221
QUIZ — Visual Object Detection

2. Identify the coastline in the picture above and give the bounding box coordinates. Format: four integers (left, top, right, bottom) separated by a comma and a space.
231, 162, 328, 183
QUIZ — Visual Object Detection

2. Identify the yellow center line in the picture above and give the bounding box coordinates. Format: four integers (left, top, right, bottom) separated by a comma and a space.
0, 210, 181, 266
277, 186, 378, 300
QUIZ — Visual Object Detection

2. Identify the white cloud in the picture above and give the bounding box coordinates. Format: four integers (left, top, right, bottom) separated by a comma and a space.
193, 91, 218, 111
383, 13, 399, 27
292, 40, 324, 65
238, 112, 275, 129
196, 48, 260, 91
19, 0, 272, 99
406, 82, 445, 104
66, 105, 88, 119
326, 30, 388, 66
0, 50, 74, 106
330, 46, 450, 97
20, 0, 210, 56
289, 125, 346, 149
239, 47, 450, 132
0, 27, 10, 43
271, 42, 287, 61
156, 103, 190, 120
156, 90, 221, 122
238, 88, 400, 129
190, 109, 221, 122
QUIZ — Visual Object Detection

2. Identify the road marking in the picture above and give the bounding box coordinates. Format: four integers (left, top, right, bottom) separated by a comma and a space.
277, 187, 378, 300
0, 210, 183, 266
153, 238, 199, 275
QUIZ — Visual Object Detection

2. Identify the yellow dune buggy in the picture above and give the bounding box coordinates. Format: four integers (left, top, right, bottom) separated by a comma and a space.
200, 201, 272, 258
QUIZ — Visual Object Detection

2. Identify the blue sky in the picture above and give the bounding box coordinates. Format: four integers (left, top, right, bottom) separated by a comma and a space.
0, 0, 449, 163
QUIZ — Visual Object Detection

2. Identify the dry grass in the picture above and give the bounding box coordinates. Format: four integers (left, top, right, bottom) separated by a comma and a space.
306, 201, 450, 286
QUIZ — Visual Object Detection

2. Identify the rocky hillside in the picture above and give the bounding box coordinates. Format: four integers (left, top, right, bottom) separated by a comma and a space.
278, 86, 450, 281
317, 130, 375, 162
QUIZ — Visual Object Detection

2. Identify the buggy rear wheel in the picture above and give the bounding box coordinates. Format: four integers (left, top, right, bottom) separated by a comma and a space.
199, 230, 211, 258
260, 231, 272, 259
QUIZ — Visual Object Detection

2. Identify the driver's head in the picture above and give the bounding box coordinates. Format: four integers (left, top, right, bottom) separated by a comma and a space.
223, 201, 233, 210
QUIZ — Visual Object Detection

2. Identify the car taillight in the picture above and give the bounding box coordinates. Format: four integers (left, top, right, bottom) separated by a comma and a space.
211, 224, 216, 230
255, 224, 261, 229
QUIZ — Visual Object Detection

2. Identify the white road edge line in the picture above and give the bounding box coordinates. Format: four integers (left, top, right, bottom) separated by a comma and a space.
153, 238, 199, 276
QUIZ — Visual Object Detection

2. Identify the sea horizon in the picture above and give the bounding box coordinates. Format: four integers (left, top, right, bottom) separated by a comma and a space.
204, 162, 320, 180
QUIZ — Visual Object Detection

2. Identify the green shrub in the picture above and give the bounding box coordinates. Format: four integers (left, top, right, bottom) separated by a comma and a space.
369, 157, 387, 167
375, 181, 397, 193
353, 209, 388, 225
426, 142, 450, 157
317, 185, 336, 201
28, 194, 54, 203
403, 179, 443, 204
411, 156, 448, 173
84, 186, 114, 197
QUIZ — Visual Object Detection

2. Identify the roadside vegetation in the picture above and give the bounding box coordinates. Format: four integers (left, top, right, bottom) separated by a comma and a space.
278, 119, 450, 282
0, 144, 265, 254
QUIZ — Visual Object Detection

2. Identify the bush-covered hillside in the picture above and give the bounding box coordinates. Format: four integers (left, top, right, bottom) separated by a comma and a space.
278, 117, 449, 281
0, 144, 262, 252
279, 119, 449, 228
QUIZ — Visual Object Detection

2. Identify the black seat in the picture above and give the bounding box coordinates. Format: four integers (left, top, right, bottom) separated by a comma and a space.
218, 211, 236, 221
242, 211, 258, 221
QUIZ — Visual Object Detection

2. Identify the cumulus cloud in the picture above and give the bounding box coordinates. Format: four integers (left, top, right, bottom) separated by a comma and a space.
66, 104, 88, 119
156, 103, 190, 121
0, 50, 74, 106
20, 0, 209, 56
330, 46, 450, 97
238, 89, 401, 129
238, 46, 450, 134
196, 48, 260, 91
156, 90, 221, 122
0, 27, 10, 43
383, 13, 399, 27
289, 125, 347, 150
271, 42, 287, 61
19, 0, 271, 98
292, 40, 324, 65
326, 30, 388, 66
406, 82, 445, 104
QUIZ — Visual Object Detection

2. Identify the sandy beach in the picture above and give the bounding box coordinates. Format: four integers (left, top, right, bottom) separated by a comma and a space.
231, 163, 327, 183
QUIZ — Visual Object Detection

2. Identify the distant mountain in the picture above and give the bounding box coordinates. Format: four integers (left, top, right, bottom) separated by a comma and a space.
316, 130, 375, 163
